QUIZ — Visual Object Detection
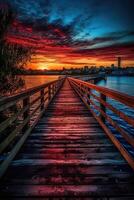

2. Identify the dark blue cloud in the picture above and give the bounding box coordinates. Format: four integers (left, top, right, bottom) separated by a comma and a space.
1, 0, 134, 66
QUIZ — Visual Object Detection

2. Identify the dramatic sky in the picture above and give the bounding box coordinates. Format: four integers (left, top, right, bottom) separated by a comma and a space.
2, 0, 134, 69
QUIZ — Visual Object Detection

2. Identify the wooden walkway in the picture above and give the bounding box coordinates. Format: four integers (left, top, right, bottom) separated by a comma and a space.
0, 79, 134, 198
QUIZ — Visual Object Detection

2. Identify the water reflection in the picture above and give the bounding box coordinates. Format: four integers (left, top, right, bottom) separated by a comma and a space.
20, 75, 59, 90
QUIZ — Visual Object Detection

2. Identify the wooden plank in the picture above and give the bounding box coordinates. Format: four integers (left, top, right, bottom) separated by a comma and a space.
0, 184, 134, 197
3, 164, 132, 178
20, 146, 118, 154
28, 134, 107, 139
23, 143, 114, 148
2, 172, 134, 185
17, 152, 123, 160
24, 139, 110, 145
0, 78, 133, 198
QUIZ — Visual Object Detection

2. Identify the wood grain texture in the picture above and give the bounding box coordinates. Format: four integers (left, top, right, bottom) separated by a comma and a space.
0, 79, 134, 198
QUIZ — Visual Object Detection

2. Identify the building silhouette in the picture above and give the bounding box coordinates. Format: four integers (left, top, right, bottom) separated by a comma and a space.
118, 57, 121, 68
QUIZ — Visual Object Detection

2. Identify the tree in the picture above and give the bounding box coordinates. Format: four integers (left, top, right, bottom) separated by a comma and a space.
0, 3, 33, 95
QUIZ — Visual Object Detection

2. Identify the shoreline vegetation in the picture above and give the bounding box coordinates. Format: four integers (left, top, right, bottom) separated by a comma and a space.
0, 4, 33, 97
0, 4, 33, 130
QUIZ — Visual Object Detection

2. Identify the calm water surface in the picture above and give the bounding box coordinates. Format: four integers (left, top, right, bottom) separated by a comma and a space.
22, 75, 134, 94
97, 76, 134, 96
21, 75, 59, 89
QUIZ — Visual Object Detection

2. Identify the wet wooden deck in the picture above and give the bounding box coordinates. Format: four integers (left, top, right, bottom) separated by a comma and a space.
0, 79, 134, 198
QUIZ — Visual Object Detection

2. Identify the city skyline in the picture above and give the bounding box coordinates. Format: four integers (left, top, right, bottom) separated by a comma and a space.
1, 0, 134, 69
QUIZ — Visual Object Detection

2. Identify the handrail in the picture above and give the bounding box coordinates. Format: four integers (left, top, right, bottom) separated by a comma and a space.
69, 77, 134, 108
68, 77, 134, 170
0, 79, 64, 110
0, 77, 65, 178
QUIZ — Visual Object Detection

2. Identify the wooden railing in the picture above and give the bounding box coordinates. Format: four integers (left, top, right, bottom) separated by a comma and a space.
68, 77, 134, 170
0, 78, 65, 178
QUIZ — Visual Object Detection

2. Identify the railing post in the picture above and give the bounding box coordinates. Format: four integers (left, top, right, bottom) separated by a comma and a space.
51, 84, 53, 99
55, 82, 58, 92
52, 84, 55, 97
53, 84, 56, 95
48, 85, 51, 102
78, 83, 80, 93
56, 82, 58, 92
40, 89, 44, 111
80, 84, 83, 96
23, 96, 30, 132
57, 81, 60, 91
100, 93, 106, 123
54, 83, 57, 93
87, 88, 90, 105
83, 86, 87, 98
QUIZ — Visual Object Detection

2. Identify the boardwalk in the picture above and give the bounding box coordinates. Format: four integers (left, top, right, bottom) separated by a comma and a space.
0, 79, 134, 198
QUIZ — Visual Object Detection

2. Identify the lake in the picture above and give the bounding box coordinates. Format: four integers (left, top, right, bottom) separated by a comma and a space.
21, 75, 134, 96
97, 76, 134, 156
20, 75, 59, 90
97, 76, 134, 96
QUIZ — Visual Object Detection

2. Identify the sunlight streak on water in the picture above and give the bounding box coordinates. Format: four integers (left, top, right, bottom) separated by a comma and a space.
20, 75, 59, 89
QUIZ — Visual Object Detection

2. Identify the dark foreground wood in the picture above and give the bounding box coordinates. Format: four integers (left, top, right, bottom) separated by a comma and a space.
0, 79, 134, 198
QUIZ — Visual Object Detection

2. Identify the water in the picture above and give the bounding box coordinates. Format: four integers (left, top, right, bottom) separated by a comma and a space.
20, 75, 59, 89
15, 75, 134, 94
97, 76, 134, 96
96, 76, 134, 156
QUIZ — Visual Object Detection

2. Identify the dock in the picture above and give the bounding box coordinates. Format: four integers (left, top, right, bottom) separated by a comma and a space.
73, 73, 107, 83
0, 77, 134, 198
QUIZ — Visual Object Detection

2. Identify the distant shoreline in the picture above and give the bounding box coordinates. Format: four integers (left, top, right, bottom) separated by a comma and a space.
17, 74, 60, 76
16, 74, 134, 76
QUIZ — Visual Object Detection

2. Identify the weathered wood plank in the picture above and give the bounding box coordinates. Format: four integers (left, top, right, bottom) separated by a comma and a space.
0, 184, 134, 197
17, 152, 123, 160
2, 164, 132, 178
2, 173, 134, 185
19, 146, 118, 154
0, 79, 134, 198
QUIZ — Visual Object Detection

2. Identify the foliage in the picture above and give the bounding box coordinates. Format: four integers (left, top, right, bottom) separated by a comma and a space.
0, 3, 33, 95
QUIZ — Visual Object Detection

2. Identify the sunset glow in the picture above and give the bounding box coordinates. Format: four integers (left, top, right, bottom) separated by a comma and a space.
3, 0, 134, 69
